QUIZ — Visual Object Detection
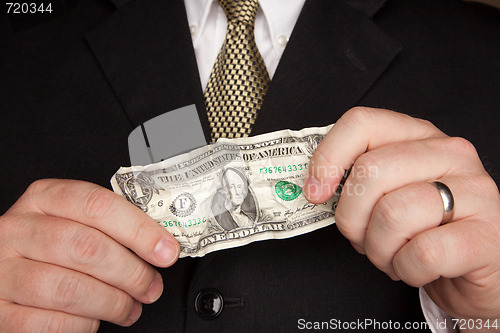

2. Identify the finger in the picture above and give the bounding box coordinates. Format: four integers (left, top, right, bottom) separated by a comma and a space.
5, 213, 163, 304
0, 257, 142, 326
393, 218, 496, 288
304, 107, 445, 203
364, 182, 444, 279
334, 137, 483, 248
0, 299, 99, 333
363, 175, 489, 280
15, 179, 179, 267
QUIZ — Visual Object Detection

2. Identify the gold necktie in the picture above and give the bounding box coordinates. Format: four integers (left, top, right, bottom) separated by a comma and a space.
205, 0, 270, 141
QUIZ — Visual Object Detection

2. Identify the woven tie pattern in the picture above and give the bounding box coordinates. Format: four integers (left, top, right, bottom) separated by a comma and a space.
205, 0, 270, 141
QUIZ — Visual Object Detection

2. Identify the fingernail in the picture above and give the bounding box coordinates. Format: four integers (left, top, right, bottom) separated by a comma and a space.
127, 301, 142, 325
304, 174, 322, 202
154, 238, 178, 266
146, 271, 164, 303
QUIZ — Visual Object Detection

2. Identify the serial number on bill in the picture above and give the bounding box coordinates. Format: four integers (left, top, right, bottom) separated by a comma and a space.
6, 3, 53, 14
259, 163, 309, 174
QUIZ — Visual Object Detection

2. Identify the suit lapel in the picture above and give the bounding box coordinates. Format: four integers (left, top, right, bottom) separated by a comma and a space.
85, 0, 212, 143
341, 0, 388, 17
252, 0, 401, 135
85, 0, 400, 140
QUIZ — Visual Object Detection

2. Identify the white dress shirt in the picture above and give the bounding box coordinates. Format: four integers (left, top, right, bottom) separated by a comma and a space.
184, 0, 305, 90
183, 1, 455, 331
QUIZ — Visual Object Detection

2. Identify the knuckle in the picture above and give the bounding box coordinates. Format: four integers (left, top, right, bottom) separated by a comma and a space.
0, 214, 18, 236
14, 179, 53, 212
0, 304, 73, 333
416, 117, 434, 128
0, 303, 13, 331
82, 187, 115, 219
1, 309, 30, 333
26, 179, 52, 196
341, 106, 377, 128
127, 262, 153, 295
43, 312, 67, 333
446, 137, 478, 157
109, 292, 134, 322
0, 212, 41, 248
12, 261, 48, 302
25, 179, 56, 209
0, 211, 16, 226
416, 118, 442, 136
467, 174, 500, 201
54, 274, 88, 309
373, 194, 406, 233
129, 218, 154, 248
352, 153, 380, 181
70, 228, 109, 266
43, 312, 98, 333
483, 175, 500, 201
411, 233, 444, 269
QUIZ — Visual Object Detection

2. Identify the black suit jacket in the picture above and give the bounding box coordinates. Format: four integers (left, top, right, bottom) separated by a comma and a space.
1, 0, 500, 332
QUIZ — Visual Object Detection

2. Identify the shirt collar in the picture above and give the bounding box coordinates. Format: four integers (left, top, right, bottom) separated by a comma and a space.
184, 0, 214, 44
184, 0, 306, 45
259, 0, 305, 50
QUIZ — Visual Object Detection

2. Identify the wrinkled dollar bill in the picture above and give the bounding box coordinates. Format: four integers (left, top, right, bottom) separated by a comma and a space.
111, 124, 339, 258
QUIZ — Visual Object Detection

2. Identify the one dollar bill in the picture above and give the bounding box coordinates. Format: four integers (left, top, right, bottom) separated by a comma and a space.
111, 124, 338, 258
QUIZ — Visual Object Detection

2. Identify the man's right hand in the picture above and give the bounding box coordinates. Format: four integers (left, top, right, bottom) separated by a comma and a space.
0, 179, 180, 332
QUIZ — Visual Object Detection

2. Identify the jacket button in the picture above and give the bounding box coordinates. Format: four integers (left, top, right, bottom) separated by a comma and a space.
195, 289, 224, 319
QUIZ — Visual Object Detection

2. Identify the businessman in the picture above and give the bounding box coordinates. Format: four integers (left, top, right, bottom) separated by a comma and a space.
1, 0, 500, 332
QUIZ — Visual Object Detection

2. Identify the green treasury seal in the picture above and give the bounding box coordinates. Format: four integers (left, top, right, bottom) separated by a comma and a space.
275, 181, 302, 201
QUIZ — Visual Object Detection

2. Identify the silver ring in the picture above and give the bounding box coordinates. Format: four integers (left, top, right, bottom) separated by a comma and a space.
432, 181, 455, 223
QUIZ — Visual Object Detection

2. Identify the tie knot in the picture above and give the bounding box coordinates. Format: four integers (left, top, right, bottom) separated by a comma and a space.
217, 0, 259, 24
